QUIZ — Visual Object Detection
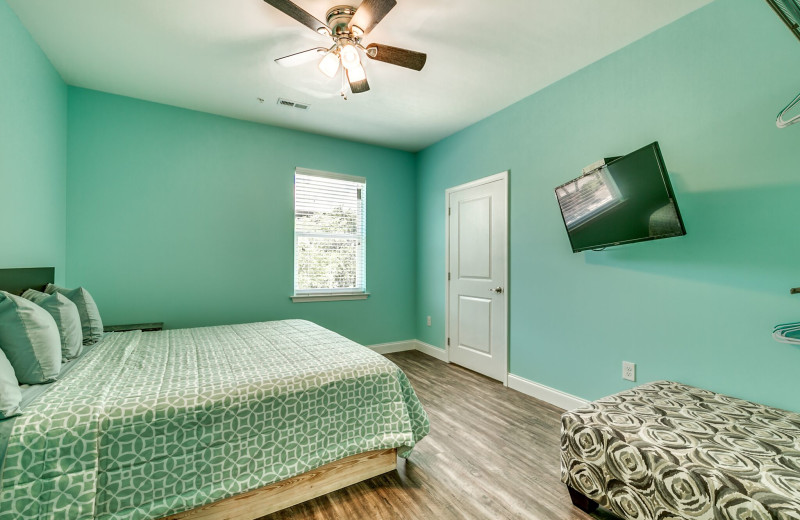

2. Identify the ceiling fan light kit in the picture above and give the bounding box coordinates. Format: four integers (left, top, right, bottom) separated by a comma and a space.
318, 51, 341, 78
340, 43, 361, 70
265, 0, 426, 97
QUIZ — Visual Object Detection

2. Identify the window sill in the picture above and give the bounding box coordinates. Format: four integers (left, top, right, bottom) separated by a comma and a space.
291, 293, 370, 303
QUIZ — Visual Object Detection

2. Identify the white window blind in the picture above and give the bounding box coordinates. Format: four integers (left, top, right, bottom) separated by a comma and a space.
294, 168, 366, 296
556, 167, 623, 230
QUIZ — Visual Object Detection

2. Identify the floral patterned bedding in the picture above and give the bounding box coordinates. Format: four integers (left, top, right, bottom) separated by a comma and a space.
0, 320, 429, 520
561, 381, 800, 520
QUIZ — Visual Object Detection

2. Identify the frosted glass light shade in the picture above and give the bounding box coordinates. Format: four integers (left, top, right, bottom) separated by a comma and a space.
318, 52, 340, 78
340, 44, 361, 70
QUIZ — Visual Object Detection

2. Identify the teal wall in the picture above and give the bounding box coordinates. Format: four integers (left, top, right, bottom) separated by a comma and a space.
10, 0, 800, 411
66, 88, 417, 345
0, 0, 67, 283
416, 0, 800, 411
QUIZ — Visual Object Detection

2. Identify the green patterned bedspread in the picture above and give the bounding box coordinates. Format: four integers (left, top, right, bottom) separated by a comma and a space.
0, 320, 429, 520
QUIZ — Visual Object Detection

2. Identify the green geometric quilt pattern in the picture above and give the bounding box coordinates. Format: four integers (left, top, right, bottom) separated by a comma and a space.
0, 320, 429, 520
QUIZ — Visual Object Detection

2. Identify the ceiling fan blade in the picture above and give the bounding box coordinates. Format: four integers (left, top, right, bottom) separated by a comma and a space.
262, 0, 328, 34
274, 47, 327, 67
347, 65, 370, 94
348, 0, 397, 37
365, 43, 426, 71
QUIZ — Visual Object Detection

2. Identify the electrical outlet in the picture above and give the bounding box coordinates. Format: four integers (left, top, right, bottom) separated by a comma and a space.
622, 361, 636, 382
426, 316, 432, 327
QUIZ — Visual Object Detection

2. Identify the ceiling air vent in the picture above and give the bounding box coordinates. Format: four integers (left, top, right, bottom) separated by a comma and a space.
277, 98, 310, 110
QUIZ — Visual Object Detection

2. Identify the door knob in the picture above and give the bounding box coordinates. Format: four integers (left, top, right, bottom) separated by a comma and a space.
489, 287, 504, 294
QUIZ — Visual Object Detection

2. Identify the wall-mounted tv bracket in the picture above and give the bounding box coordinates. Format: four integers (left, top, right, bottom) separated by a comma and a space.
582, 159, 607, 176
581, 157, 622, 177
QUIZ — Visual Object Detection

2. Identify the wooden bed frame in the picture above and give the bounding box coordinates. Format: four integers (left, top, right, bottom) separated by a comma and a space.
162, 449, 397, 520
0, 268, 399, 519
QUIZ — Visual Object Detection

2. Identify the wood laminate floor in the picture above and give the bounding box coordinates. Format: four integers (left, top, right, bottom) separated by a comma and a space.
265, 351, 619, 520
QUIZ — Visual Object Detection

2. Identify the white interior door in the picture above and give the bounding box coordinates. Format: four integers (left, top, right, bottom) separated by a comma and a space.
447, 173, 508, 383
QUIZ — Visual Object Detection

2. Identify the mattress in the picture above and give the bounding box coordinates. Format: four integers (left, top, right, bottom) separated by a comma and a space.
0, 320, 429, 520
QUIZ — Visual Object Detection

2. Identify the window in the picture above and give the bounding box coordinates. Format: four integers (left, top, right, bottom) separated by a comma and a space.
556, 166, 623, 230
293, 168, 367, 302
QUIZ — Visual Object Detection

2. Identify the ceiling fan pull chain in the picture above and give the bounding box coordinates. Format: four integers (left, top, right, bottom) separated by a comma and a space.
340, 66, 348, 101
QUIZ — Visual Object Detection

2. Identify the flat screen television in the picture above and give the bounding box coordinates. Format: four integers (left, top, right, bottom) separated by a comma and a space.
554, 142, 686, 253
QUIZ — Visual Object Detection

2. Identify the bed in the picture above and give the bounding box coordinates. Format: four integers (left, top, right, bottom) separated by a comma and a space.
0, 269, 429, 520
561, 381, 800, 519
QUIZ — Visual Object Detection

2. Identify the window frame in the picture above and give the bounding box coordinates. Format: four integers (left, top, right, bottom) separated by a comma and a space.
291, 167, 369, 303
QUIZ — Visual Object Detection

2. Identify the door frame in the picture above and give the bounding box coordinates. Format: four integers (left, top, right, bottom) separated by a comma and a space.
445, 171, 509, 385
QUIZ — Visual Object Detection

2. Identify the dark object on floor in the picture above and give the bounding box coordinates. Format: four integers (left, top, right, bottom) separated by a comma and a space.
568, 486, 599, 513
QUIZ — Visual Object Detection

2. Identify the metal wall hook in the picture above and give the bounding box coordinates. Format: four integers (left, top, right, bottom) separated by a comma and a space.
777, 91, 800, 128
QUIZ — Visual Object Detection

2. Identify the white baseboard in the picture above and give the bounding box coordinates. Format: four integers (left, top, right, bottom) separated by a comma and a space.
367, 340, 417, 355
368, 339, 448, 361
414, 340, 449, 362
507, 374, 589, 411
374, 340, 586, 412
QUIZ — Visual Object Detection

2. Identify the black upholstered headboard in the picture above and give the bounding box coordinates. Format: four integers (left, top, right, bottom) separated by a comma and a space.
0, 267, 55, 296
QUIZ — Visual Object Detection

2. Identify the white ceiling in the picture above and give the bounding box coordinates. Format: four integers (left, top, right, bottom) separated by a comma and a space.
9, 0, 712, 151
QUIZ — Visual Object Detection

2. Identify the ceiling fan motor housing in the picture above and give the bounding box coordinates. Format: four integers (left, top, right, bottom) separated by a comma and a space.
267, 0, 426, 95
326, 5, 357, 36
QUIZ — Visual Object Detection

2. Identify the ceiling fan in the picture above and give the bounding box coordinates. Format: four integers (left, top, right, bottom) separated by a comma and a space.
263, 0, 427, 96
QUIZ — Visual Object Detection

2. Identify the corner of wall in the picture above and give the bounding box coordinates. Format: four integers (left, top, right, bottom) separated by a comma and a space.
0, 0, 68, 280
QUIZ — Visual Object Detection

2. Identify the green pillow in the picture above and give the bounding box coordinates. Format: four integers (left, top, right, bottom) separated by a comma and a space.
45, 284, 104, 345
0, 348, 21, 420
0, 291, 62, 384
22, 289, 83, 360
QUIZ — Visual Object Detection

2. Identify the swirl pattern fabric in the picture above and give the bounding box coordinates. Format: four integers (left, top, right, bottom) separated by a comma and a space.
0, 320, 429, 520
561, 381, 800, 520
